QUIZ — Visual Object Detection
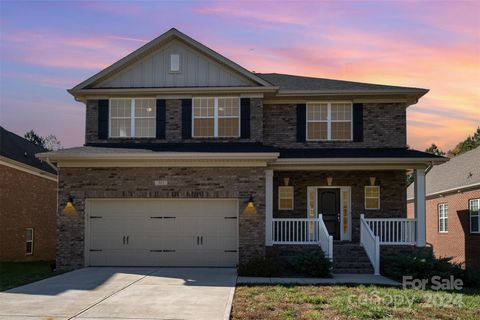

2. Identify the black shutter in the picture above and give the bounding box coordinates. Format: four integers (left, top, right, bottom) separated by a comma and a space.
98, 99, 109, 139
296, 104, 306, 142
155, 99, 166, 139
240, 98, 250, 138
353, 103, 364, 142
181, 99, 192, 139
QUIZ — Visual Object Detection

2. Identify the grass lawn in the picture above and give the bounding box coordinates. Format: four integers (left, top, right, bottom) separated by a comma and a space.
0, 261, 61, 291
232, 284, 480, 320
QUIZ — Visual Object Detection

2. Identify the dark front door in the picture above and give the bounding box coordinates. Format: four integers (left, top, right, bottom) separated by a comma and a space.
317, 188, 341, 240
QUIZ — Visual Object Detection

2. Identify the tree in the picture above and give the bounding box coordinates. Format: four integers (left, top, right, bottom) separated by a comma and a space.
425, 143, 445, 156
447, 127, 480, 157
24, 130, 45, 147
24, 130, 62, 151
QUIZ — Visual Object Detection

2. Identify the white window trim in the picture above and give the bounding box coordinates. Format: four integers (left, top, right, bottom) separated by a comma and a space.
278, 186, 294, 210
364, 186, 380, 210
470, 198, 480, 234
306, 101, 353, 141
108, 98, 156, 138
438, 203, 448, 233
192, 97, 241, 138
26, 228, 34, 255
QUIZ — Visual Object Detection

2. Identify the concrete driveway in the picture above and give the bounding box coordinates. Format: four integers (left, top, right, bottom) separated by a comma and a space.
0, 267, 237, 320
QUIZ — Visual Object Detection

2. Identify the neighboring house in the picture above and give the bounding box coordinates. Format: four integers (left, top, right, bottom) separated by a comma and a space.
0, 127, 57, 261
37, 28, 447, 274
407, 147, 480, 268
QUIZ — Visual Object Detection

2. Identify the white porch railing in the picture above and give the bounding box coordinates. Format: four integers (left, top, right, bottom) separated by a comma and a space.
272, 217, 333, 259
360, 214, 380, 275
364, 218, 417, 245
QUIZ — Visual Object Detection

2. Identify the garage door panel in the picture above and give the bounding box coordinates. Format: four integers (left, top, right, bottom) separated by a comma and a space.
88, 199, 238, 267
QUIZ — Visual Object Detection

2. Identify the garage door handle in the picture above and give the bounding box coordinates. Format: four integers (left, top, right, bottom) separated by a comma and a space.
200, 236, 203, 245
197, 236, 199, 245
123, 236, 126, 244
126, 236, 129, 245
163, 216, 176, 219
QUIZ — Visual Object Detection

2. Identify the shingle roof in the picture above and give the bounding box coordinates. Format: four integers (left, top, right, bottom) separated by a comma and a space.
407, 147, 480, 199
0, 126, 56, 175
256, 73, 428, 93
42, 144, 445, 162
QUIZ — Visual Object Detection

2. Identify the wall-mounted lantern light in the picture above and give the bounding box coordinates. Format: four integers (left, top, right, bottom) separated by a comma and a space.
369, 177, 376, 186
326, 176, 333, 186
65, 195, 75, 209
283, 177, 290, 186
247, 195, 255, 208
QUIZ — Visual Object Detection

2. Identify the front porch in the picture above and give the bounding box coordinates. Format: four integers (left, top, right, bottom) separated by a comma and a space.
264, 167, 428, 275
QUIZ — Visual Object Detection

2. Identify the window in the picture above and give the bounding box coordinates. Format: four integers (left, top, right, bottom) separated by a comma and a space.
110, 98, 156, 138
192, 97, 240, 138
170, 54, 180, 72
306, 102, 352, 141
365, 186, 380, 210
470, 199, 480, 233
278, 186, 294, 210
438, 203, 448, 233
26, 228, 33, 255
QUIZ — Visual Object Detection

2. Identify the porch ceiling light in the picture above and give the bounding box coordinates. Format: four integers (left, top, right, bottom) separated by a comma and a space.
326, 176, 333, 186
283, 177, 290, 186
370, 177, 376, 186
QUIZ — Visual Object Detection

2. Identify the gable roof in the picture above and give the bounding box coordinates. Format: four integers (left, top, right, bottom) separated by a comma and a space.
69, 28, 272, 93
0, 126, 56, 175
407, 147, 480, 199
257, 73, 429, 95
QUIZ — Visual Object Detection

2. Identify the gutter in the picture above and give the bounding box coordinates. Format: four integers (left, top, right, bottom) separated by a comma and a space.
45, 156, 58, 173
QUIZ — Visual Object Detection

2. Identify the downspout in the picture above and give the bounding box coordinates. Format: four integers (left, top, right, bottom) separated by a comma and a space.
407, 161, 434, 187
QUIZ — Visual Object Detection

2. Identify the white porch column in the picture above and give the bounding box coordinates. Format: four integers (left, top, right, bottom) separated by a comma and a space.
414, 168, 426, 247
265, 170, 273, 246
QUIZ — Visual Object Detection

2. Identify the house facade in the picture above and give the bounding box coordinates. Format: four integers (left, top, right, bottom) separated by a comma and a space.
38, 28, 446, 273
0, 127, 57, 262
407, 147, 480, 268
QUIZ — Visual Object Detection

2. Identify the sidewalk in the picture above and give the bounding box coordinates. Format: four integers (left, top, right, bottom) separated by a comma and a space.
237, 273, 400, 286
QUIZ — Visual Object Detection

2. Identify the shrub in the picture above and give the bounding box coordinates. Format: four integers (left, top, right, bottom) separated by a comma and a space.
238, 256, 285, 277
381, 251, 464, 284
290, 251, 332, 278
463, 267, 480, 288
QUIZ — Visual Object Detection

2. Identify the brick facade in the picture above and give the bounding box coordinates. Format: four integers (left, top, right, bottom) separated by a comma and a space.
263, 103, 407, 148
273, 170, 407, 241
0, 164, 57, 261
407, 189, 480, 268
56, 167, 265, 269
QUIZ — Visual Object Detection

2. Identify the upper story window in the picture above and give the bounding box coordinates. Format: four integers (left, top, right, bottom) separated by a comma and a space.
192, 97, 240, 138
109, 98, 156, 138
470, 199, 479, 234
170, 54, 180, 72
306, 102, 352, 141
438, 203, 448, 233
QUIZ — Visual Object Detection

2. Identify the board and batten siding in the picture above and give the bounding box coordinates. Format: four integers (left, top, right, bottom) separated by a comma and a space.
97, 39, 256, 88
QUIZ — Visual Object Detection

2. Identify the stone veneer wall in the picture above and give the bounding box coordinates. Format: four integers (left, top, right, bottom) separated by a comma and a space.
85, 98, 263, 144
263, 103, 407, 148
57, 167, 266, 269
272, 170, 407, 241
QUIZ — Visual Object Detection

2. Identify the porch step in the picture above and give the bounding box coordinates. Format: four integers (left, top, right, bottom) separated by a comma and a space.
333, 243, 374, 274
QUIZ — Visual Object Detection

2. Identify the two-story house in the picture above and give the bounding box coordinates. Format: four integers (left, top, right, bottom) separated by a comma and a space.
38, 28, 447, 274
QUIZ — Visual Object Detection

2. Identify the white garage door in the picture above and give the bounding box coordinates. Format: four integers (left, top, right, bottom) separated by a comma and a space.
86, 199, 238, 267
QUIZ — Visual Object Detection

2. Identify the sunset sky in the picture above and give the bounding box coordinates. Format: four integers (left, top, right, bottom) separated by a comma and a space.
0, 0, 478, 151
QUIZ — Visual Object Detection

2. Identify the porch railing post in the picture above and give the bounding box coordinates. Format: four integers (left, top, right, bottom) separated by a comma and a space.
265, 170, 273, 246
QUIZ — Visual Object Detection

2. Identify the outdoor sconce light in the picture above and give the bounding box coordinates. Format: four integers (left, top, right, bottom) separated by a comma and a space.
247, 195, 255, 208
326, 176, 333, 186
369, 177, 376, 186
283, 177, 290, 186
65, 195, 75, 209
